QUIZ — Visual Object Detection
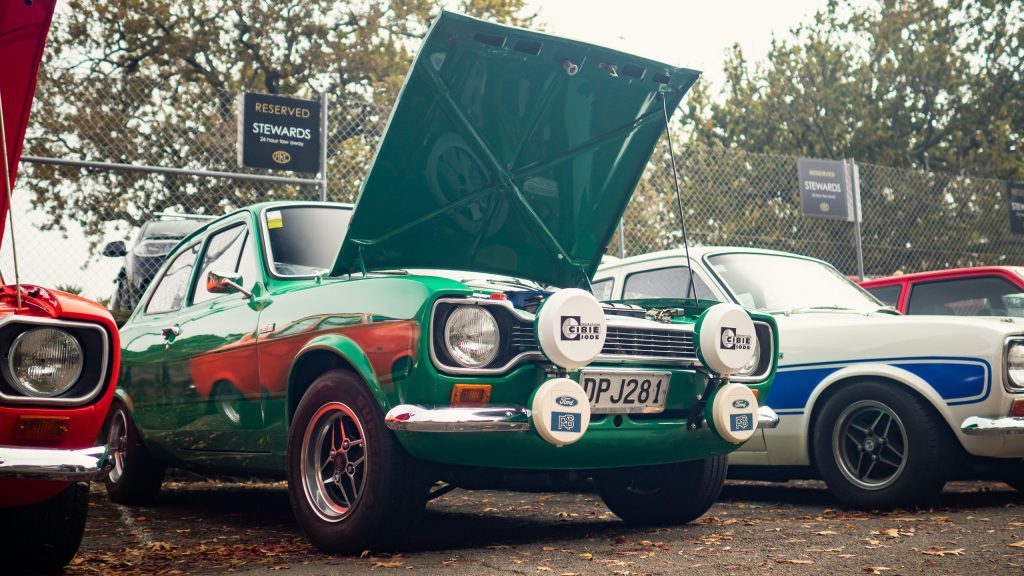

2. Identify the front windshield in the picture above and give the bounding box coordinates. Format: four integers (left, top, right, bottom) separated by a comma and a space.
707, 252, 882, 313
264, 206, 352, 276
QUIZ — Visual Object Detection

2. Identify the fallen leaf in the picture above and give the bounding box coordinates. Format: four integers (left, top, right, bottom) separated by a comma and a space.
864, 568, 891, 574
815, 530, 839, 535
537, 567, 552, 572
1008, 541, 1024, 548
579, 553, 593, 560
776, 559, 813, 564
918, 548, 965, 557
372, 561, 403, 568
872, 529, 899, 537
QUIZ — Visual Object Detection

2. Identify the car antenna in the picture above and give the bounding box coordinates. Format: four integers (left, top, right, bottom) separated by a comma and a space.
0, 91, 22, 309
660, 93, 697, 311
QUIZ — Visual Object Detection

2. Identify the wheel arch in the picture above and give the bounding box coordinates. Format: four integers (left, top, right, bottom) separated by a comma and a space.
802, 365, 960, 467
286, 334, 387, 426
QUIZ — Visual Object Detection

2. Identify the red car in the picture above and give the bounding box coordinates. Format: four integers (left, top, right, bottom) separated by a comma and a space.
860, 266, 1024, 317
0, 1, 120, 572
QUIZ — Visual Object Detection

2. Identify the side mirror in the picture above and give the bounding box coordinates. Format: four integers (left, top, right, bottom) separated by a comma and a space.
102, 240, 128, 257
207, 270, 252, 299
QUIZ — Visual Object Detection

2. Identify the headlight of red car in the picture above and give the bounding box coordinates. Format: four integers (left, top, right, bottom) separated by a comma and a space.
9, 327, 84, 397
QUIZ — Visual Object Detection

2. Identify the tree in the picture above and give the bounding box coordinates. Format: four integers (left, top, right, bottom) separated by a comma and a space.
25, 0, 533, 243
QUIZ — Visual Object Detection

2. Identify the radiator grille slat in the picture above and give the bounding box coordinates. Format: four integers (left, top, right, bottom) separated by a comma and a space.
510, 324, 695, 360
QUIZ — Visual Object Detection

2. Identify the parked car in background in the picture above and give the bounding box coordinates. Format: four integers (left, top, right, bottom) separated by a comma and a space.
1, 1, 118, 572
104, 13, 781, 554
597, 248, 1024, 509
103, 217, 205, 311
860, 266, 1024, 317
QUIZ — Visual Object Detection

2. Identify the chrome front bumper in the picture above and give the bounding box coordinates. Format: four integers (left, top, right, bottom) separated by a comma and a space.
0, 445, 112, 481
961, 416, 1024, 435
384, 404, 782, 432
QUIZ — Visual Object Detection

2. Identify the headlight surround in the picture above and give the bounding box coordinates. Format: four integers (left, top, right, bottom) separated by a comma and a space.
1007, 340, 1024, 390
736, 335, 761, 376
444, 306, 500, 368
9, 327, 84, 397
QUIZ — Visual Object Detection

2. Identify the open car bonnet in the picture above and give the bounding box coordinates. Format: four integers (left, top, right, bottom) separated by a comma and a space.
0, 0, 55, 239
333, 11, 699, 288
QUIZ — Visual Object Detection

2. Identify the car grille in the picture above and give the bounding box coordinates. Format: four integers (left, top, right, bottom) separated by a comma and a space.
510, 324, 696, 360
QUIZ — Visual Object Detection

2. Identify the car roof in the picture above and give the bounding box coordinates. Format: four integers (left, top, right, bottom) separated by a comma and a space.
141, 219, 204, 238
860, 266, 1024, 286
596, 246, 830, 273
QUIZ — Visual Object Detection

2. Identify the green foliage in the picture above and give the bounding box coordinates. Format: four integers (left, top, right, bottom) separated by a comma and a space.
54, 284, 83, 295
26, 0, 533, 243
687, 0, 1023, 181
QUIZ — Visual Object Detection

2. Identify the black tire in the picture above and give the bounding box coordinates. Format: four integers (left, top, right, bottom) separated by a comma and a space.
286, 369, 428, 554
0, 481, 89, 574
104, 401, 166, 505
594, 456, 728, 525
812, 381, 951, 509
113, 273, 132, 312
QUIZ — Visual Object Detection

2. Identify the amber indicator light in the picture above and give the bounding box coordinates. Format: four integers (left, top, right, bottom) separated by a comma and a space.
1010, 398, 1024, 418
15, 416, 70, 441
451, 384, 492, 406
750, 388, 760, 401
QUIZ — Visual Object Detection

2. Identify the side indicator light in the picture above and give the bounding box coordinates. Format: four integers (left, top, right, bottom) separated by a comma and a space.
15, 416, 70, 441
1010, 398, 1024, 418
750, 388, 760, 401
451, 384, 492, 406
489, 293, 508, 300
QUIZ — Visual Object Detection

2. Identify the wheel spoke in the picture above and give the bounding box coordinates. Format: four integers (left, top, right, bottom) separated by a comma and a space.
868, 410, 884, 433
884, 443, 904, 460
879, 454, 901, 468
862, 459, 877, 480
881, 415, 893, 438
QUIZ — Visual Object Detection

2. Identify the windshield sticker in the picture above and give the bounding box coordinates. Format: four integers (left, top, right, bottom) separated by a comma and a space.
266, 210, 284, 229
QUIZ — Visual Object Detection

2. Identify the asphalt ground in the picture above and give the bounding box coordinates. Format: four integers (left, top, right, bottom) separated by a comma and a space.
66, 478, 1024, 576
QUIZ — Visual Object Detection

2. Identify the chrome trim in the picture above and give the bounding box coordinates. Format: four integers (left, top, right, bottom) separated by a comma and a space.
1003, 336, 1024, 393
430, 297, 709, 376
757, 406, 780, 429
961, 415, 1024, 435
384, 404, 531, 432
730, 320, 775, 383
258, 203, 355, 280
8, 327, 84, 398
0, 316, 110, 406
0, 444, 112, 480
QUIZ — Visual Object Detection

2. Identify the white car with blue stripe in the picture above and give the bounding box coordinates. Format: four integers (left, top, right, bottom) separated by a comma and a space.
595, 247, 1024, 509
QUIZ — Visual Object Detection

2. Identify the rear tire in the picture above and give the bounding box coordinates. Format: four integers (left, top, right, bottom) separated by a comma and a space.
0, 481, 89, 574
286, 369, 429, 554
595, 456, 728, 525
812, 381, 950, 509
104, 401, 166, 505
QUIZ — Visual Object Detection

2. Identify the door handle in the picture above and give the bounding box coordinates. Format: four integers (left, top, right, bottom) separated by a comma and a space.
162, 325, 181, 339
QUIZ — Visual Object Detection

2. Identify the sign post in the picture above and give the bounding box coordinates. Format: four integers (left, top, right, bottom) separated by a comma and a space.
237, 93, 321, 174
1008, 182, 1024, 236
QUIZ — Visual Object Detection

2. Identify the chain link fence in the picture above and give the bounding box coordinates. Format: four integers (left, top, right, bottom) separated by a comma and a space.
3, 81, 1021, 305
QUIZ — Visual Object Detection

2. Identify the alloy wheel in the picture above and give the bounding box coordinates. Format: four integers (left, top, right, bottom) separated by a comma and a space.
107, 409, 128, 484
831, 399, 908, 490
300, 402, 368, 522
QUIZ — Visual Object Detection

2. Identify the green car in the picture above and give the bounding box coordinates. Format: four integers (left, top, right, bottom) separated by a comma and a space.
105, 12, 780, 553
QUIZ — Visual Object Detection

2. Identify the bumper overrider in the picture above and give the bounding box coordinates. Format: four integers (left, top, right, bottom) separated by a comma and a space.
0, 444, 112, 481
396, 291, 779, 448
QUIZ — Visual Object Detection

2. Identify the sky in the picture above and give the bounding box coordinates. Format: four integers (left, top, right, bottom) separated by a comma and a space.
3, 0, 834, 300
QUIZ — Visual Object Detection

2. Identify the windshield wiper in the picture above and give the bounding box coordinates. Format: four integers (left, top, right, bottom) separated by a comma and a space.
469, 277, 545, 290
771, 304, 859, 315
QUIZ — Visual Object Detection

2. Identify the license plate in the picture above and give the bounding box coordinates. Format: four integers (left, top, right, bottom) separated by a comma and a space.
579, 371, 671, 414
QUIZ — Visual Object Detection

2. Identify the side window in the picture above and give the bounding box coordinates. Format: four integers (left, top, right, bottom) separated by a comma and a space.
145, 244, 200, 314
592, 279, 614, 301
623, 266, 715, 300
236, 231, 261, 290
907, 276, 1024, 316
193, 225, 247, 305
866, 285, 901, 307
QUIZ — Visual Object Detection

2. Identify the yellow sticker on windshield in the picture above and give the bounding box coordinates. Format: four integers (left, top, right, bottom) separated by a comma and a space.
266, 210, 283, 229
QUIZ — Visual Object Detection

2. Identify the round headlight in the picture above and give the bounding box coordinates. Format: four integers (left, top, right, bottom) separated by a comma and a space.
1008, 342, 1024, 388
9, 328, 84, 397
444, 306, 500, 368
737, 335, 761, 376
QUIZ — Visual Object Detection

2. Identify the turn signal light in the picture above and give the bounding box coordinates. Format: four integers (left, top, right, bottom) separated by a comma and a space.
750, 388, 760, 401
15, 416, 69, 441
1010, 399, 1024, 418
451, 384, 492, 406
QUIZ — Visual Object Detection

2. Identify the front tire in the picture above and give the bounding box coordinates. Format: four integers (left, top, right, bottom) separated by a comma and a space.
812, 381, 951, 509
287, 370, 428, 554
0, 481, 89, 574
594, 456, 728, 525
104, 401, 166, 505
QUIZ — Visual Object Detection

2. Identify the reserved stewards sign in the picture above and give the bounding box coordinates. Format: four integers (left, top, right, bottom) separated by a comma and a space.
1009, 182, 1024, 236
797, 157, 852, 221
237, 93, 320, 173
